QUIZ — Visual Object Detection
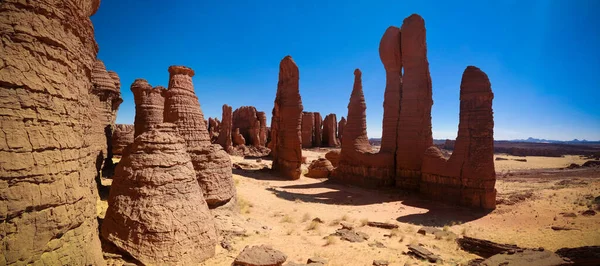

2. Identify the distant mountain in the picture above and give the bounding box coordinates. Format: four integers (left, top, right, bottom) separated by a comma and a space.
507, 137, 600, 145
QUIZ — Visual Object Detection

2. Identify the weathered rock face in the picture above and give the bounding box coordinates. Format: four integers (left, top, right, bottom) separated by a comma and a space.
208, 117, 220, 143
233, 245, 287, 266
0, 0, 105, 264
395, 14, 433, 189
257, 111, 268, 146
270, 56, 304, 180
131, 79, 166, 138
421, 66, 496, 209
306, 158, 335, 178
313, 112, 323, 147
217, 104, 233, 151
233, 128, 246, 146
301, 112, 315, 148
325, 150, 341, 167
233, 106, 262, 146
101, 124, 217, 264
111, 124, 135, 155
379, 26, 403, 154
322, 114, 339, 147
164, 66, 235, 207
338, 116, 347, 144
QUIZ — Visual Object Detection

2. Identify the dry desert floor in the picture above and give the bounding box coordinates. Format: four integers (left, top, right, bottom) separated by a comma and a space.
99, 149, 600, 266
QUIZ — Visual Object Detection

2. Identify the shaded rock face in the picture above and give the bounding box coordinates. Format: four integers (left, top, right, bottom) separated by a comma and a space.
111, 124, 135, 155
101, 124, 217, 265
325, 150, 341, 167
270, 56, 304, 180
301, 112, 315, 148
313, 112, 323, 147
131, 79, 166, 138
322, 114, 339, 147
233, 106, 263, 146
163, 66, 235, 207
0, 0, 105, 264
421, 66, 496, 209
257, 111, 268, 146
338, 117, 347, 144
395, 14, 433, 189
306, 158, 335, 178
208, 117, 220, 143
217, 104, 233, 151
233, 128, 246, 146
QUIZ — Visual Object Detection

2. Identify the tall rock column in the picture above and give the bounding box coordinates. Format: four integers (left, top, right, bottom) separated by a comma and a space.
0, 0, 105, 264
395, 14, 433, 189
217, 104, 233, 151
421, 66, 496, 209
301, 112, 315, 148
313, 112, 323, 147
257, 111, 268, 146
379, 26, 402, 154
164, 66, 235, 207
131, 79, 166, 138
338, 116, 347, 145
322, 114, 339, 147
270, 56, 304, 180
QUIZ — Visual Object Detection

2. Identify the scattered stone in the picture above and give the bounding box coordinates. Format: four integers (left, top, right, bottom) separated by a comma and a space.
312, 218, 325, 223
481, 249, 572, 266
457, 236, 521, 258
556, 246, 600, 266
307, 257, 328, 265
373, 260, 389, 266
221, 240, 233, 251
513, 158, 528, 162
407, 244, 440, 263
582, 210, 596, 216
495, 157, 509, 161
369, 241, 386, 248
367, 221, 399, 229
306, 158, 335, 178
233, 245, 287, 266
332, 228, 370, 243
562, 212, 577, 218
340, 222, 354, 230
551, 226, 578, 231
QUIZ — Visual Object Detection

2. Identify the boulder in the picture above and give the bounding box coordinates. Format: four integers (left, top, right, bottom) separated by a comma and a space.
101, 124, 217, 264
325, 150, 341, 167
233, 245, 288, 266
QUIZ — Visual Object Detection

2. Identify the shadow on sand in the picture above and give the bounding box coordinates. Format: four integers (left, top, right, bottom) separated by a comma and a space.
395, 197, 492, 226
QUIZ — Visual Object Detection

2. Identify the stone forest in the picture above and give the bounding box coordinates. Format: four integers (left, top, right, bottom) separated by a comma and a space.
1, 1, 599, 266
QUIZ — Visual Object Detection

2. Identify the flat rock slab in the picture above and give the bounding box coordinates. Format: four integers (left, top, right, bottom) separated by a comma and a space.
457, 236, 521, 258
233, 245, 287, 266
332, 228, 369, 243
373, 260, 389, 266
417, 226, 456, 239
407, 244, 440, 263
556, 246, 600, 266
367, 221, 399, 229
481, 249, 572, 266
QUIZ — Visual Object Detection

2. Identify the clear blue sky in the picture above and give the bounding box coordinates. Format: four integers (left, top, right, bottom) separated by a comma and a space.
92, 0, 599, 141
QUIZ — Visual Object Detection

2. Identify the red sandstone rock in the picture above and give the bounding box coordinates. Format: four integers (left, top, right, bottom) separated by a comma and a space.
217, 104, 233, 151
313, 112, 323, 147
111, 124, 135, 155
270, 56, 304, 180
302, 112, 316, 148
131, 80, 166, 138
322, 114, 339, 147
395, 14, 434, 189
306, 158, 335, 178
233, 128, 246, 146
233, 106, 262, 146
325, 150, 341, 167
421, 66, 496, 209
257, 111, 268, 146
164, 66, 235, 207
338, 117, 347, 144
208, 117, 220, 143
0, 0, 105, 264
101, 124, 217, 264
379, 26, 403, 155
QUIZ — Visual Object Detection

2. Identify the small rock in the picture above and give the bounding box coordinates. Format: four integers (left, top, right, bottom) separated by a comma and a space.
233, 245, 287, 266
582, 209, 596, 216
220, 240, 233, 251
256, 158, 262, 163
373, 260, 389, 266
368, 241, 386, 248
331, 228, 369, 243
312, 217, 324, 223
307, 257, 328, 265
561, 212, 577, 218
340, 222, 354, 230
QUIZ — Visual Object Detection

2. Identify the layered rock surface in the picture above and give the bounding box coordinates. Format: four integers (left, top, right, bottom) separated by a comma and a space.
257, 111, 268, 146
270, 56, 304, 180
322, 113, 339, 147
101, 124, 217, 264
0, 0, 105, 264
338, 116, 347, 144
313, 112, 323, 147
301, 112, 315, 148
131, 79, 166, 138
232, 106, 262, 146
111, 124, 135, 155
164, 66, 235, 207
208, 117, 220, 143
217, 104, 233, 151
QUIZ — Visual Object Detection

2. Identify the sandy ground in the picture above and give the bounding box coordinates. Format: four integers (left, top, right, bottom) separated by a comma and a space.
100, 149, 600, 265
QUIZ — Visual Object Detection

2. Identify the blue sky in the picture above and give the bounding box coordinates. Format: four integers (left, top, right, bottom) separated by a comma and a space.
92, 0, 599, 141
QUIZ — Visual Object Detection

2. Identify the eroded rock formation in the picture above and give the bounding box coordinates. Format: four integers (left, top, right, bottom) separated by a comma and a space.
0, 0, 105, 264
420, 66, 496, 209
338, 116, 347, 144
208, 117, 220, 143
257, 111, 268, 146
131, 80, 166, 138
233, 106, 262, 146
302, 112, 315, 148
306, 158, 335, 178
101, 124, 217, 264
217, 104, 233, 151
325, 150, 341, 167
322, 113, 339, 147
313, 112, 323, 147
164, 66, 235, 207
270, 56, 304, 180
233, 128, 246, 146
111, 124, 135, 156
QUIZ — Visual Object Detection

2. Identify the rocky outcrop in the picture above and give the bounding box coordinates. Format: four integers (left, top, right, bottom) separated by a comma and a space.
112, 124, 135, 155
233, 128, 246, 146
233, 245, 287, 266
217, 104, 233, 151
101, 124, 217, 265
270, 56, 304, 180
313, 112, 323, 147
164, 66, 235, 207
131, 79, 166, 138
208, 117, 220, 143
395, 14, 433, 189
302, 112, 315, 148
0, 0, 105, 264
306, 158, 335, 178
325, 150, 341, 167
420, 66, 496, 209
257, 111, 268, 146
233, 106, 262, 146
338, 117, 347, 144
322, 114, 339, 147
